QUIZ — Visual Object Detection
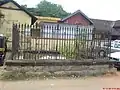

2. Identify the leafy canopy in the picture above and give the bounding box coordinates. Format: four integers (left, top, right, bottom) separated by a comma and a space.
26, 0, 70, 18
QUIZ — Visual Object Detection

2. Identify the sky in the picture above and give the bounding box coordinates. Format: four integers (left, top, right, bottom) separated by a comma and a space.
15, 0, 120, 21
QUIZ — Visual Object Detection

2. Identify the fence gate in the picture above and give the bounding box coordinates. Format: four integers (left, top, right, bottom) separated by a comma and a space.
11, 22, 111, 61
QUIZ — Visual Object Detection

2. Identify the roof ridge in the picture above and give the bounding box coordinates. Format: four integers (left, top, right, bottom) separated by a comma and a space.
60, 9, 93, 25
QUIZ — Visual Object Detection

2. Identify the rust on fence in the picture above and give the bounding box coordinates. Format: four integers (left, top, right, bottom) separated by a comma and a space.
11, 22, 111, 61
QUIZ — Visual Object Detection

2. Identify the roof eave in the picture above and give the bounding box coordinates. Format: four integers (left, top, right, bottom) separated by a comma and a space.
61, 10, 93, 25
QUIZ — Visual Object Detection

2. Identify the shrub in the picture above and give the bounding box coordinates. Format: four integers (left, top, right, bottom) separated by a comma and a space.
58, 39, 88, 60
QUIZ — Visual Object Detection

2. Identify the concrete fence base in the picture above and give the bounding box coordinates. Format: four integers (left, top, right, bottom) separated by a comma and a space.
0, 64, 117, 80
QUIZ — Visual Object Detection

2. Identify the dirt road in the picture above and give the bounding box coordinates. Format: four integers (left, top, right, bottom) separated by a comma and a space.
0, 72, 120, 90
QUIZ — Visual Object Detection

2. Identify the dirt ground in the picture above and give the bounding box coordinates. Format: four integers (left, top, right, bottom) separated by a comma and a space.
0, 72, 120, 90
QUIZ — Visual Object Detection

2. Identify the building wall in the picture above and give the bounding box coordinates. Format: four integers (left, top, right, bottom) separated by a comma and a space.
0, 2, 32, 49
0, 2, 31, 39
63, 13, 91, 25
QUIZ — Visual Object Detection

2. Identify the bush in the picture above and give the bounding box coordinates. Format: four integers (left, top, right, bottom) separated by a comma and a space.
58, 39, 89, 60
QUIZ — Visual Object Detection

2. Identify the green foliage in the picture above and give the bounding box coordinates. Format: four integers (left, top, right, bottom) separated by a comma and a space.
59, 43, 76, 59
26, 0, 70, 18
58, 39, 88, 60
27, 8, 39, 16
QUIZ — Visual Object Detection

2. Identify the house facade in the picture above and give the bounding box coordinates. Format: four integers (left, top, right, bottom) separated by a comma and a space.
31, 16, 61, 37
59, 10, 93, 26
58, 10, 120, 40
0, 0, 37, 41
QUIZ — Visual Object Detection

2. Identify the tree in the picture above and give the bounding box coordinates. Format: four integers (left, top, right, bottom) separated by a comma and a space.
26, 0, 70, 18
27, 8, 39, 16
